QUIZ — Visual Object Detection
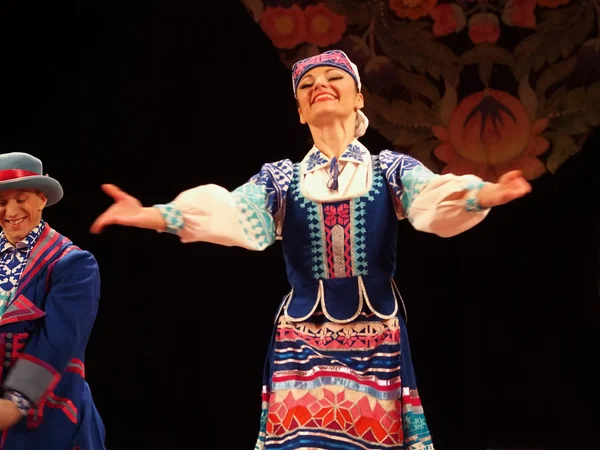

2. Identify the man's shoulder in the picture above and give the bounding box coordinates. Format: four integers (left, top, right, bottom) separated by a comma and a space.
45, 228, 97, 268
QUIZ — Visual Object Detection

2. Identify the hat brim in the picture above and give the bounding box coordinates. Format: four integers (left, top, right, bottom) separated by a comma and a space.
0, 175, 63, 206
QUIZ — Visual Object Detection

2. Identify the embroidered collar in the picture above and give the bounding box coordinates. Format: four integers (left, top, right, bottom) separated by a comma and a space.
301, 140, 370, 174
0, 220, 45, 253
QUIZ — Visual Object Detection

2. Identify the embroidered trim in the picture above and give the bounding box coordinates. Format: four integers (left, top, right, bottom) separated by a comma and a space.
0, 221, 45, 318
284, 278, 363, 324
302, 141, 370, 174
464, 181, 487, 212
235, 159, 294, 248
232, 183, 276, 250
291, 165, 327, 279
154, 203, 184, 234
4, 389, 32, 416
283, 276, 399, 324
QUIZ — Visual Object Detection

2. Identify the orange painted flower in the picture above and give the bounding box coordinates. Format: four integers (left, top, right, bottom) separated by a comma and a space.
468, 13, 500, 45
537, 0, 570, 7
304, 3, 346, 47
433, 89, 550, 182
260, 5, 306, 49
389, 0, 437, 20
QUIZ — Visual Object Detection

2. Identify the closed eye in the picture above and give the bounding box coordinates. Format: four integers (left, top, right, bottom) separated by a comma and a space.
299, 75, 344, 90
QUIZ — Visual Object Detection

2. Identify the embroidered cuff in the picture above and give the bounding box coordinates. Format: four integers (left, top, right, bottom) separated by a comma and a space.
4, 389, 32, 416
464, 181, 488, 212
3, 357, 58, 404
153, 203, 184, 235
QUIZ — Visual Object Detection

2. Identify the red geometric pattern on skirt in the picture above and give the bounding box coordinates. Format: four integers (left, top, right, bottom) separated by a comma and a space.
266, 387, 403, 446
276, 321, 400, 350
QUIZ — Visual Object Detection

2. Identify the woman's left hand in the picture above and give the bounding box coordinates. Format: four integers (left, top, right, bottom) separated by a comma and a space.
477, 170, 532, 208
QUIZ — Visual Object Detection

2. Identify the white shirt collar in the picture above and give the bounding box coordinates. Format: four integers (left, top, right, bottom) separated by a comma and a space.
301, 140, 371, 174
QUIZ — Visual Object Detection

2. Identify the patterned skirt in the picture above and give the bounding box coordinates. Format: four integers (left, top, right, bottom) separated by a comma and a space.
254, 308, 434, 450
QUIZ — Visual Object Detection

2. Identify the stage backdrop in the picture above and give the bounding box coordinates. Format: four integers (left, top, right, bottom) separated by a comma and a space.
241, 0, 600, 181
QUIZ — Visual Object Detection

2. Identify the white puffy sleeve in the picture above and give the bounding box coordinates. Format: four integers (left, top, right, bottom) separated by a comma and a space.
379, 150, 491, 238
153, 159, 294, 250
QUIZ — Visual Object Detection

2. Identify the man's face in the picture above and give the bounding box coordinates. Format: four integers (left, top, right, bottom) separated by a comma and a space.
0, 189, 46, 244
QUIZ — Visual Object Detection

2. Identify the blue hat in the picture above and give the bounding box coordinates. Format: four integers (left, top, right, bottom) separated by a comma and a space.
0, 152, 63, 206
291, 50, 362, 97
291, 50, 369, 138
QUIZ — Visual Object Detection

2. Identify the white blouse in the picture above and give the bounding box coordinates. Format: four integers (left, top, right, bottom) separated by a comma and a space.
155, 141, 490, 250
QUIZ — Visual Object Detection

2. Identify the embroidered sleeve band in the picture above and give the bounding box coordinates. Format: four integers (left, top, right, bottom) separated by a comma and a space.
154, 203, 184, 234
3, 357, 60, 404
463, 181, 487, 212
4, 389, 32, 415
231, 182, 276, 251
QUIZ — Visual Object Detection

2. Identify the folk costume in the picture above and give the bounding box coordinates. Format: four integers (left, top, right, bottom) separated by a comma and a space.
0, 152, 105, 450
155, 51, 491, 450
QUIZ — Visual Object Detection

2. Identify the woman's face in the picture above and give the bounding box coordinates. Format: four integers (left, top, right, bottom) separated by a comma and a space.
296, 66, 363, 128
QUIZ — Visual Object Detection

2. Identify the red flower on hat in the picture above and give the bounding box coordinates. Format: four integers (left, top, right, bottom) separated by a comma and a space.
304, 3, 346, 47
260, 5, 306, 49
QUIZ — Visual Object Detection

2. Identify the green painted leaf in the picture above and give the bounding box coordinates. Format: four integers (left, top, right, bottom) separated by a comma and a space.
518, 75, 538, 121
584, 108, 600, 127
392, 127, 432, 147
363, 87, 436, 127
535, 57, 578, 101
514, 33, 545, 80
545, 132, 580, 174
438, 81, 457, 126
566, 86, 587, 112
323, 0, 375, 28
407, 139, 441, 174
540, 86, 567, 117
514, 1, 595, 80
374, 16, 458, 86
539, 1, 590, 31
478, 60, 493, 88
550, 115, 590, 135
458, 43, 516, 72
396, 69, 440, 104
583, 83, 600, 126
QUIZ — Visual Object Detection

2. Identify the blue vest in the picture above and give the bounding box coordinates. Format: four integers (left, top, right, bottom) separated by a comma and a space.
282, 156, 403, 323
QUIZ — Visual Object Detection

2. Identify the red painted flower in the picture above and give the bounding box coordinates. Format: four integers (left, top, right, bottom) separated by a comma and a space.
502, 0, 537, 29
430, 3, 466, 37
304, 3, 346, 47
468, 13, 500, 45
324, 204, 350, 227
260, 5, 306, 49
390, 0, 437, 20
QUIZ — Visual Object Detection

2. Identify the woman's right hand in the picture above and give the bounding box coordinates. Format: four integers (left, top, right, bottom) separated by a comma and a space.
90, 184, 165, 234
